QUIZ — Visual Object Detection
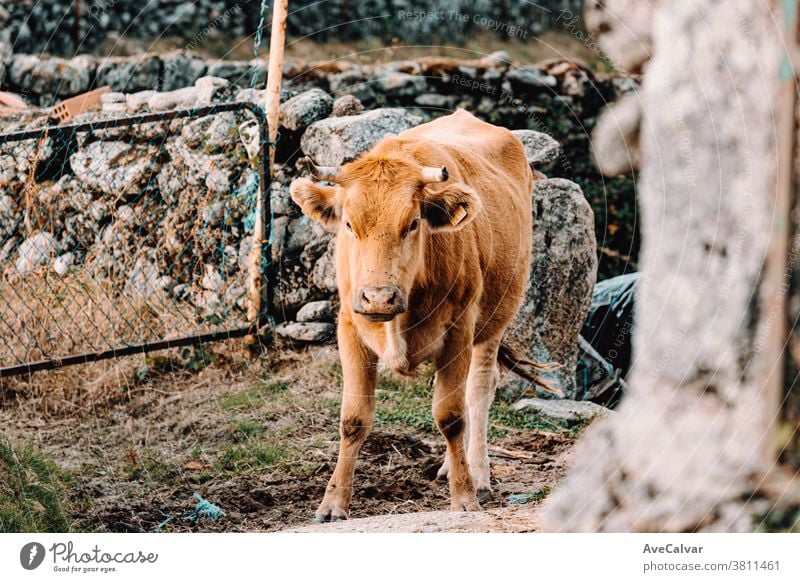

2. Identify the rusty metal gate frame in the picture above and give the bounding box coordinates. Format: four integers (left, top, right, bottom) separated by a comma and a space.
0, 101, 271, 378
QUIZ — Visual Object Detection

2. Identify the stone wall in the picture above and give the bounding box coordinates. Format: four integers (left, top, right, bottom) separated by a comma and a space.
0, 50, 638, 280
0, 1, 583, 56
0, 53, 612, 397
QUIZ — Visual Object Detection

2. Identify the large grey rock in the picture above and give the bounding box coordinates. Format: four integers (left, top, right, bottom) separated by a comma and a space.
301, 108, 423, 166
181, 111, 239, 152
300, 226, 333, 273
328, 68, 377, 105
195, 76, 231, 103
53, 252, 75, 276
332, 94, 364, 117
511, 130, 561, 170
124, 257, 162, 301
270, 182, 294, 216
514, 398, 610, 427
279, 88, 333, 131
16, 232, 60, 275
311, 239, 338, 293
160, 51, 208, 91
8, 54, 93, 102
95, 54, 161, 93
505, 178, 597, 399
70, 141, 161, 196
0, 40, 11, 86
374, 72, 427, 98
147, 86, 200, 111
285, 217, 317, 258
296, 300, 335, 323
147, 76, 228, 111
125, 90, 157, 112
0, 194, 15, 240
273, 265, 316, 314
276, 321, 335, 343
415, 93, 453, 109
507, 66, 558, 90
100, 91, 126, 113
205, 60, 254, 85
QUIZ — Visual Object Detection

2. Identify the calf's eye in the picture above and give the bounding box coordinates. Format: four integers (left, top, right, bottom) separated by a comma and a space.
345, 221, 353, 232
409, 219, 419, 232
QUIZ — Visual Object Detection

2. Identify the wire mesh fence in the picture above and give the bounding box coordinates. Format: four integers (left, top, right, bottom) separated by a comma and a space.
0, 101, 269, 377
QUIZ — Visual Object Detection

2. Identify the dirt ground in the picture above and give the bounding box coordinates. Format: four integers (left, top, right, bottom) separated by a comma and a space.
0, 343, 580, 533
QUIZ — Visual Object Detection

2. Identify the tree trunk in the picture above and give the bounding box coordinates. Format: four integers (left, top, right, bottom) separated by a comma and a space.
542, 0, 793, 532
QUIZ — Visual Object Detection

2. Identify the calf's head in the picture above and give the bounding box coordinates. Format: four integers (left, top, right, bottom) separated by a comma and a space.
290, 148, 482, 322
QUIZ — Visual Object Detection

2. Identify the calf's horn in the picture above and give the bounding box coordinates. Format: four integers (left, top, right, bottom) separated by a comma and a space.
301, 157, 341, 182
420, 165, 449, 183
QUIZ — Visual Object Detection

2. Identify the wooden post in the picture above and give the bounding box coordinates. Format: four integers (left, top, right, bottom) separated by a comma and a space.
246, 0, 289, 342
74, 0, 81, 51
265, 0, 289, 172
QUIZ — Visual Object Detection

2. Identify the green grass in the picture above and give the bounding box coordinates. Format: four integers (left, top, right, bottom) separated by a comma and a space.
373, 368, 574, 439
218, 379, 291, 411
216, 432, 308, 475
489, 401, 566, 440
121, 450, 172, 482
229, 420, 266, 440
0, 439, 73, 532
218, 421, 308, 476
217, 441, 289, 473
215, 373, 320, 476
375, 370, 435, 432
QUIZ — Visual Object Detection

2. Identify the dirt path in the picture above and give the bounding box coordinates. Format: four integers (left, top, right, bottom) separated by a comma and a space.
0, 345, 579, 532
288, 505, 545, 533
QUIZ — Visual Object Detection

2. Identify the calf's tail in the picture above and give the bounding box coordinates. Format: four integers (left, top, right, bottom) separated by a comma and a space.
497, 341, 563, 397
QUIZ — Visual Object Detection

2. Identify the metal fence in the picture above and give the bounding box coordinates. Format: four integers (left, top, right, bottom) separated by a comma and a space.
0, 101, 270, 377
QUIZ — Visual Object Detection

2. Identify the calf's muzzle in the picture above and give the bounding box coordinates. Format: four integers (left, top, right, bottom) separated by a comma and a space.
353, 285, 407, 321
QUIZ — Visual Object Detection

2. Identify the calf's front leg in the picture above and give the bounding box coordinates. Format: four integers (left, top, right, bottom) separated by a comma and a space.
314, 317, 377, 522
434, 325, 481, 511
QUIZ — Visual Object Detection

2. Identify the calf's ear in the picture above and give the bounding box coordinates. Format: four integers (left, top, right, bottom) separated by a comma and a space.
290, 178, 340, 229
422, 182, 483, 232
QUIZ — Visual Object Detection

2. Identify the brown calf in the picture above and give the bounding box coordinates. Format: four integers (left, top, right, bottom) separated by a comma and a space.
290, 109, 556, 522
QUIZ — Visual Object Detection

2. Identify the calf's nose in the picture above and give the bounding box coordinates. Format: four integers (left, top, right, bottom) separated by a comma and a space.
355, 285, 407, 315
362, 286, 397, 307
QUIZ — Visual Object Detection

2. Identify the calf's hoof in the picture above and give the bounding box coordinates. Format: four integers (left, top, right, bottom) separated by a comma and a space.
435, 458, 450, 481
313, 497, 349, 523
476, 488, 493, 504
450, 495, 482, 512
313, 511, 347, 523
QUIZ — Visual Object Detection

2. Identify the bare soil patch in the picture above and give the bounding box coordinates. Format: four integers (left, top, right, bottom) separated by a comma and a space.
0, 344, 578, 532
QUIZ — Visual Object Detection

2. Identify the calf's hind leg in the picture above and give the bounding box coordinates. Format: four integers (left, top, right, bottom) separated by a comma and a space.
435, 338, 501, 498
465, 337, 502, 502
314, 317, 377, 523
